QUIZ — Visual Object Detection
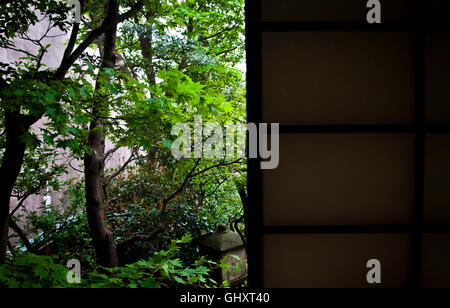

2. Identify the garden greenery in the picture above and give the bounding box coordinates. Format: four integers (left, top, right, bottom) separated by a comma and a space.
0, 0, 246, 288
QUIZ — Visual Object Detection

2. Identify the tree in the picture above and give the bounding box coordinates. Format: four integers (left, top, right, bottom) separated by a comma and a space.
77, 0, 246, 267
0, 0, 145, 262
0, 0, 246, 269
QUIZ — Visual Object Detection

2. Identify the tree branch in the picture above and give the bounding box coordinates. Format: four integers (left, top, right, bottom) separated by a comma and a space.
116, 224, 163, 253
103, 146, 120, 162
215, 47, 238, 57
6, 47, 37, 59
162, 158, 202, 208
55, 0, 144, 79
68, 158, 84, 174
233, 214, 247, 253
81, 17, 96, 30
10, 188, 39, 217
161, 159, 244, 217
7, 241, 16, 256
9, 218, 33, 252
199, 25, 238, 42
61, 22, 80, 63
105, 147, 138, 186
62, 0, 85, 60
204, 177, 227, 199
191, 158, 244, 178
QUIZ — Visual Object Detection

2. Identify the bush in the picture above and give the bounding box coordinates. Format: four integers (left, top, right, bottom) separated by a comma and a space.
0, 235, 238, 288
18, 180, 97, 273
0, 253, 70, 288
85, 234, 219, 288
106, 160, 244, 265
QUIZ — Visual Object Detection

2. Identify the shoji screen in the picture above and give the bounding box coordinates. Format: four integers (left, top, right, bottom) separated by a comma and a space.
248, 0, 450, 288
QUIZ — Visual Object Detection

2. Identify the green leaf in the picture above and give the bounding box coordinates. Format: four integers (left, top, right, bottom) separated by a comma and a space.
105, 83, 120, 95
104, 68, 115, 77
46, 106, 55, 116
67, 88, 76, 99
141, 278, 160, 288
86, 61, 95, 71
162, 139, 172, 149
80, 87, 90, 98
174, 276, 186, 284
187, 276, 200, 284
230, 255, 241, 262
44, 92, 56, 103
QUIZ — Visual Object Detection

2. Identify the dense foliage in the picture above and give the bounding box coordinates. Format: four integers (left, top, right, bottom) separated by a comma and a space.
0, 0, 246, 288
0, 235, 242, 288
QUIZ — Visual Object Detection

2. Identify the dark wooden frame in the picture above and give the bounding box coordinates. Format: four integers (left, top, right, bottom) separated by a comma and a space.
246, 0, 450, 288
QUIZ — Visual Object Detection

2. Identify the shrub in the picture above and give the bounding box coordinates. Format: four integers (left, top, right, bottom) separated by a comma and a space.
0, 235, 238, 288
85, 234, 219, 288
0, 253, 70, 288
18, 180, 97, 273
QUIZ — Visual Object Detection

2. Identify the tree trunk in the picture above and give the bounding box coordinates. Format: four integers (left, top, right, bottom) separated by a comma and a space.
9, 218, 33, 252
137, 12, 156, 85
236, 185, 248, 252
84, 118, 118, 267
84, 0, 120, 268
238, 187, 248, 240
0, 111, 28, 262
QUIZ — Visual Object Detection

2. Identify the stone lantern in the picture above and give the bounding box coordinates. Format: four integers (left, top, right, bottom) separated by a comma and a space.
196, 224, 247, 286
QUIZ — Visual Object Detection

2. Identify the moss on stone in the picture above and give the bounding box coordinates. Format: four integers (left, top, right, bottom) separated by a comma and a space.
196, 231, 244, 252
